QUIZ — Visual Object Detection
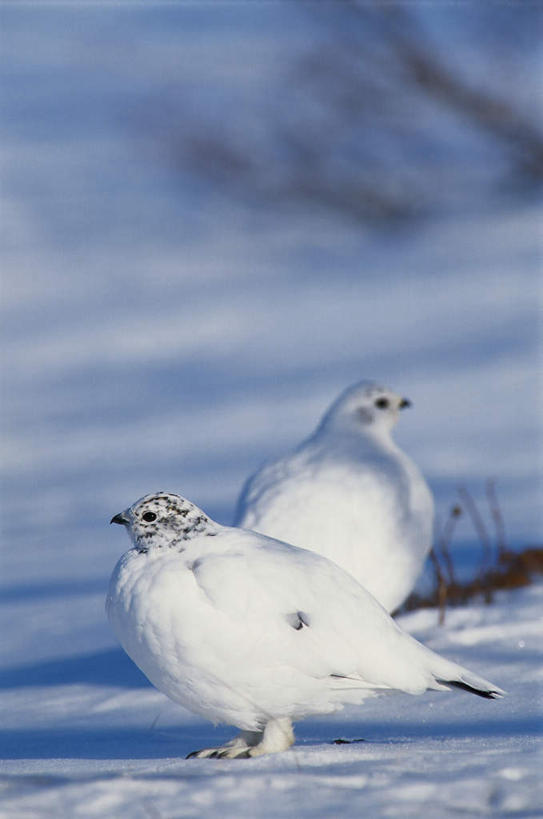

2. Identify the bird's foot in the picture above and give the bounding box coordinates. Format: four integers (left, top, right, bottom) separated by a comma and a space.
187, 718, 295, 759
186, 745, 252, 760
186, 731, 260, 760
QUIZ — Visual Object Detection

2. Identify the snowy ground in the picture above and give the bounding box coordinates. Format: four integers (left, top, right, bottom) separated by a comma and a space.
1, 6, 542, 817
1, 584, 541, 818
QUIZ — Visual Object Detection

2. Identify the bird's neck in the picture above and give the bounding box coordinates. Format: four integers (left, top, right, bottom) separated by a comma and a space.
135, 519, 221, 553
314, 423, 397, 456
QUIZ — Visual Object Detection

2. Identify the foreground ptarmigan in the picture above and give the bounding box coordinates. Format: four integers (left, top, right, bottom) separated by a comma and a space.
107, 492, 502, 759
236, 380, 434, 612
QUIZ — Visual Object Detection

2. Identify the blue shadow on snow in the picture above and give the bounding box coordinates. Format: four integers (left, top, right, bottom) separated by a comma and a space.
1, 716, 540, 761
0, 648, 150, 690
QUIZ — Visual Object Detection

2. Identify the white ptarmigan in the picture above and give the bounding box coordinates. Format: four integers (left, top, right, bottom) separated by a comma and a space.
107, 492, 502, 759
235, 381, 434, 613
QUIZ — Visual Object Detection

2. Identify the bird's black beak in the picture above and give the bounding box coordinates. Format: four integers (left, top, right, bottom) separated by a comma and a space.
399, 398, 411, 409
110, 512, 129, 526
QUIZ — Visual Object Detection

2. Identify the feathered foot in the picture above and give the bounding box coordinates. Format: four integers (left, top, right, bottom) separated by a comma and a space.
187, 718, 295, 759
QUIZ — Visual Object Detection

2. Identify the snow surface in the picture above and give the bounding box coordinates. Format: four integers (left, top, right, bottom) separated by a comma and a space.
1, 584, 541, 818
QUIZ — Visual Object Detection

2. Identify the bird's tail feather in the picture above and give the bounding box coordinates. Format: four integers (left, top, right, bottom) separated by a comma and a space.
401, 632, 505, 699
434, 677, 504, 699
426, 650, 505, 698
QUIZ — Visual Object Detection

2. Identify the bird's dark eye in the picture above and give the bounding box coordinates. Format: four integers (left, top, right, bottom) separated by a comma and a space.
142, 511, 157, 522
375, 397, 389, 410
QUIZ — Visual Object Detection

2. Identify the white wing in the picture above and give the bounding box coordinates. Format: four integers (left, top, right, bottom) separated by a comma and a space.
188, 529, 501, 698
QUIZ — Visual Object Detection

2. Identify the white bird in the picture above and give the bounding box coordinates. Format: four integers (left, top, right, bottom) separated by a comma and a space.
107, 492, 502, 759
235, 380, 434, 613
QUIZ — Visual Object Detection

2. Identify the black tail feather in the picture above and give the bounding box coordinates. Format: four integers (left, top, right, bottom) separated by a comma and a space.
437, 679, 501, 699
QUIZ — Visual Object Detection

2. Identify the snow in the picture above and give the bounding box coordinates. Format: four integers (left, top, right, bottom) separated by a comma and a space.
1, 5, 541, 817
1, 585, 541, 817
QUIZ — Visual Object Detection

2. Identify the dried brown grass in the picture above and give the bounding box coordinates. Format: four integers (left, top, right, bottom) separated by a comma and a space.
400, 480, 543, 624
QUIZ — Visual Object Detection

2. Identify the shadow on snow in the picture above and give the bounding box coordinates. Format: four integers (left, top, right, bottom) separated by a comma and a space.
1, 716, 539, 761
0, 648, 150, 690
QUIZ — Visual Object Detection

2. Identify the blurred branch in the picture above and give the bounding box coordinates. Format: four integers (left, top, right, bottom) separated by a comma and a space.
152, 3, 542, 228
458, 486, 493, 576
428, 546, 447, 625
486, 478, 508, 561
436, 503, 462, 587
380, 5, 543, 180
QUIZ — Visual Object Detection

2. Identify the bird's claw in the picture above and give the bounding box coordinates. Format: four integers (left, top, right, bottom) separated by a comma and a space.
186, 746, 252, 760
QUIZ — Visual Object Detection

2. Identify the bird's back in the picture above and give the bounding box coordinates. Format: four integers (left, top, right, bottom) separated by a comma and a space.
236, 432, 433, 612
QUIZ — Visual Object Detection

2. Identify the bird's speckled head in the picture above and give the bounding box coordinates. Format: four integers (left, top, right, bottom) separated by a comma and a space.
110, 492, 219, 553
317, 380, 411, 437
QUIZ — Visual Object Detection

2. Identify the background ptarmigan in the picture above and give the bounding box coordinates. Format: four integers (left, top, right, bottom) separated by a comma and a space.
107, 492, 502, 759
235, 380, 434, 613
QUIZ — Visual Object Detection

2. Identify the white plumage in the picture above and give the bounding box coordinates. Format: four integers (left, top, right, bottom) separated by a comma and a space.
236, 380, 434, 612
107, 492, 502, 759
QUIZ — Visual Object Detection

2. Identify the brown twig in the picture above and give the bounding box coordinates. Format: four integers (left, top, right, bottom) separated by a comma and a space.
428, 547, 447, 625
436, 504, 462, 587
402, 546, 543, 614
486, 478, 508, 562
457, 486, 493, 573
400, 479, 542, 618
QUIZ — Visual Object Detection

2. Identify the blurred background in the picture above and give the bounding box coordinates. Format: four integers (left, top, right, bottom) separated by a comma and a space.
1, 2, 541, 653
